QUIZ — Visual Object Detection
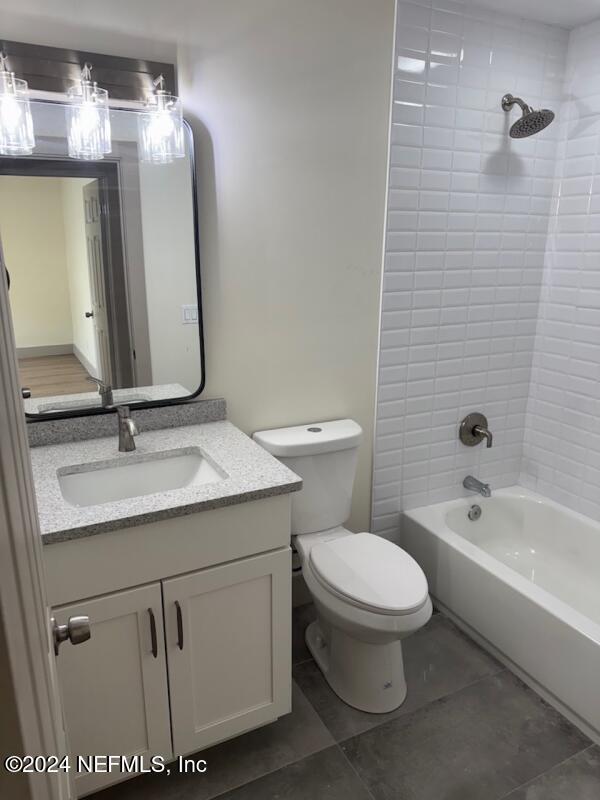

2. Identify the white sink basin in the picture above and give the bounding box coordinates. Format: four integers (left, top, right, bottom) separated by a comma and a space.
58, 448, 226, 508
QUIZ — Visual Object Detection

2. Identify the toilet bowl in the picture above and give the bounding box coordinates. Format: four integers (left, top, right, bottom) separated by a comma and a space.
297, 527, 432, 712
253, 419, 432, 713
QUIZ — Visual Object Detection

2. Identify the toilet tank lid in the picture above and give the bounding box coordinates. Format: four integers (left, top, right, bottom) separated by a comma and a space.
253, 419, 362, 457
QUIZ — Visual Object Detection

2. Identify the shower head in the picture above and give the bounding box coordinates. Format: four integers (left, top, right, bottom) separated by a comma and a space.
501, 93, 554, 138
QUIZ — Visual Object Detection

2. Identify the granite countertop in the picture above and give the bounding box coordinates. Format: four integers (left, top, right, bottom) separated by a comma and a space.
24, 382, 190, 415
32, 421, 302, 544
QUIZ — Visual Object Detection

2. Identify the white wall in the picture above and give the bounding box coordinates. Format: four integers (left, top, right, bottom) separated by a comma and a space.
0, 176, 73, 350
178, 2, 394, 530
0, 0, 394, 531
521, 19, 600, 521
60, 177, 99, 375
372, 0, 568, 539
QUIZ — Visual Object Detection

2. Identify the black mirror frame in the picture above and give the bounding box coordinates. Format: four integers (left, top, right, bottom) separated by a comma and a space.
4, 113, 206, 423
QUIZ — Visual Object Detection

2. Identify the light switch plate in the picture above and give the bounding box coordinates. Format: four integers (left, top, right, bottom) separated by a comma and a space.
181, 304, 199, 324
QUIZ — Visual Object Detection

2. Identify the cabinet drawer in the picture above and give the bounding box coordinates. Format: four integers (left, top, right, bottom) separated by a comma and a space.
163, 548, 292, 756
44, 495, 292, 606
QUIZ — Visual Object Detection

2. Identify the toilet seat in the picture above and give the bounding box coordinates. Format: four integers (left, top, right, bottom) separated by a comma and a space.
309, 532, 429, 616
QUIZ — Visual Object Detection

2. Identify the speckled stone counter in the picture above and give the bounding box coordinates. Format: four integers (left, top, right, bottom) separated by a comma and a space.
32, 421, 302, 544
28, 397, 226, 447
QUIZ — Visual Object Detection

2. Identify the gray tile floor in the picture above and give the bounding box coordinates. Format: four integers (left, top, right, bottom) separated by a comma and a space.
92, 605, 600, 800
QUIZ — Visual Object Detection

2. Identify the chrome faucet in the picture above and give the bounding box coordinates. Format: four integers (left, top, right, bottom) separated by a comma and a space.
87, 376, 113, 408
117, 406, 139, 452
463, 475, 491, 498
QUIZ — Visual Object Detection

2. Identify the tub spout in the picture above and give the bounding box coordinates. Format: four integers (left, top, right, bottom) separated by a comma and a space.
463, 475, 491, 497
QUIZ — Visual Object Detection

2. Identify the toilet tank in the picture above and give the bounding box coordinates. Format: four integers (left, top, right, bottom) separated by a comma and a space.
253, 419, 362, 535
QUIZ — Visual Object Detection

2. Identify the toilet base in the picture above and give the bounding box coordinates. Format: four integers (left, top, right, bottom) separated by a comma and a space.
305, 619, 407, 713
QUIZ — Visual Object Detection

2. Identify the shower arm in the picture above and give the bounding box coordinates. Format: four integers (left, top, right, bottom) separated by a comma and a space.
501, 94, 532, 115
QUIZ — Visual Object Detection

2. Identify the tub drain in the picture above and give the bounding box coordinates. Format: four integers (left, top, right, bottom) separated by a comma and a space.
468, 504, 482, 521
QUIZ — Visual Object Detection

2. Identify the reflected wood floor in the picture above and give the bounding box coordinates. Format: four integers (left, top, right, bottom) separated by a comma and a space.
18, 353, 91, 398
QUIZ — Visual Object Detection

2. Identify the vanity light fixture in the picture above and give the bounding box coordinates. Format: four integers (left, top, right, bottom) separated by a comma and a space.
66, 63, 111, 160
0, 53, 35, 156
138, 74, 185, 164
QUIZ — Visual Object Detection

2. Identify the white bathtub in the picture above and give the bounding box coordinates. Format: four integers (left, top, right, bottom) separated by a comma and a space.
403, 486, 600, 742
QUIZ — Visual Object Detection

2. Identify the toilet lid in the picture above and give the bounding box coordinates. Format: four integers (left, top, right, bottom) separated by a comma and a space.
309, 532, 429, 615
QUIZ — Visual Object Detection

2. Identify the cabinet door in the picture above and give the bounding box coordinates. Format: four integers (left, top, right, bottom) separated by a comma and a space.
164, 548, 291, 756
54, 583, 172, 796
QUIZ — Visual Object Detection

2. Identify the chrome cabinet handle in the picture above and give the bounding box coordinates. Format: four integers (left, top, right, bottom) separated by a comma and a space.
148, 608, 158, 658
175, 601, 184, 650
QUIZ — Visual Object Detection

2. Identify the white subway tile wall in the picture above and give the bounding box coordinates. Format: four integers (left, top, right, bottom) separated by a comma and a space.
372, 0, 569, 539
521, 20, 600, 522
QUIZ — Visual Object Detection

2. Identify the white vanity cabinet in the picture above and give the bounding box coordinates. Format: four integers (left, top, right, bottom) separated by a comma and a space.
164, 549, 291, 755
43, 495, 293, 797
53, 584, 172, 797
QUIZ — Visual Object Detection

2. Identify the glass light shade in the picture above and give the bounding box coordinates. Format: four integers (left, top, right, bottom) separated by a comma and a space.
66, 78, 111, 160
138, 91, 185, 164
0, 71, 35, 156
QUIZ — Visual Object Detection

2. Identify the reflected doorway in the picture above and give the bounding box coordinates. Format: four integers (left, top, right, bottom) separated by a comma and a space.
0, 160, 142, 399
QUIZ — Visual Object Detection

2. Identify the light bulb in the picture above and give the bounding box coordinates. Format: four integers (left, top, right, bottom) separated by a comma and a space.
66, 63, 111, 160
0, 54, 35, 156
138, 75, 185, 165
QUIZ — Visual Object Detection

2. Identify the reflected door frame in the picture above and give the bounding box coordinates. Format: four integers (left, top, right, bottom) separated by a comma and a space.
82, 178, 114, 384
0, 149, 153, 389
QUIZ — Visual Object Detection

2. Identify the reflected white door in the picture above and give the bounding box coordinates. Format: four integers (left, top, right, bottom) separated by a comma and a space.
83, 181, 112, 382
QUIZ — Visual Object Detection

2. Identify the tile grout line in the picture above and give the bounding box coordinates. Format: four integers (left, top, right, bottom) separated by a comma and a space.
331, 665, 508, 747
292, 656, 315, 668
205, 667, 506, 800
200, 676, 335, 800
333, 742, 378, 800
215, 610, 579, 799
205, 745, 347, 800
496, 743, 597, 800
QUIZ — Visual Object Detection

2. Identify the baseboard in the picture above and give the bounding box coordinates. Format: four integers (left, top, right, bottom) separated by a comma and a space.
72, 344, 98, 378
17, 344, 73, 358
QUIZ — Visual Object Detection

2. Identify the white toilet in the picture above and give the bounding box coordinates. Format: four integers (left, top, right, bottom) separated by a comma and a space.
253, 419, 432, 714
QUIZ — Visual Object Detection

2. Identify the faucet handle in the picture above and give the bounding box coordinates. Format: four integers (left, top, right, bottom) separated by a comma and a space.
473, 424, 493, 448
87, 376, 113, 407
87, 376, 108, 390
459, 412, 493, 448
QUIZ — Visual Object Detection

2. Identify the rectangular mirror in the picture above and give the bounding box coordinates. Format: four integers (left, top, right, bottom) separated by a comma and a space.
0, 100, 204, 419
